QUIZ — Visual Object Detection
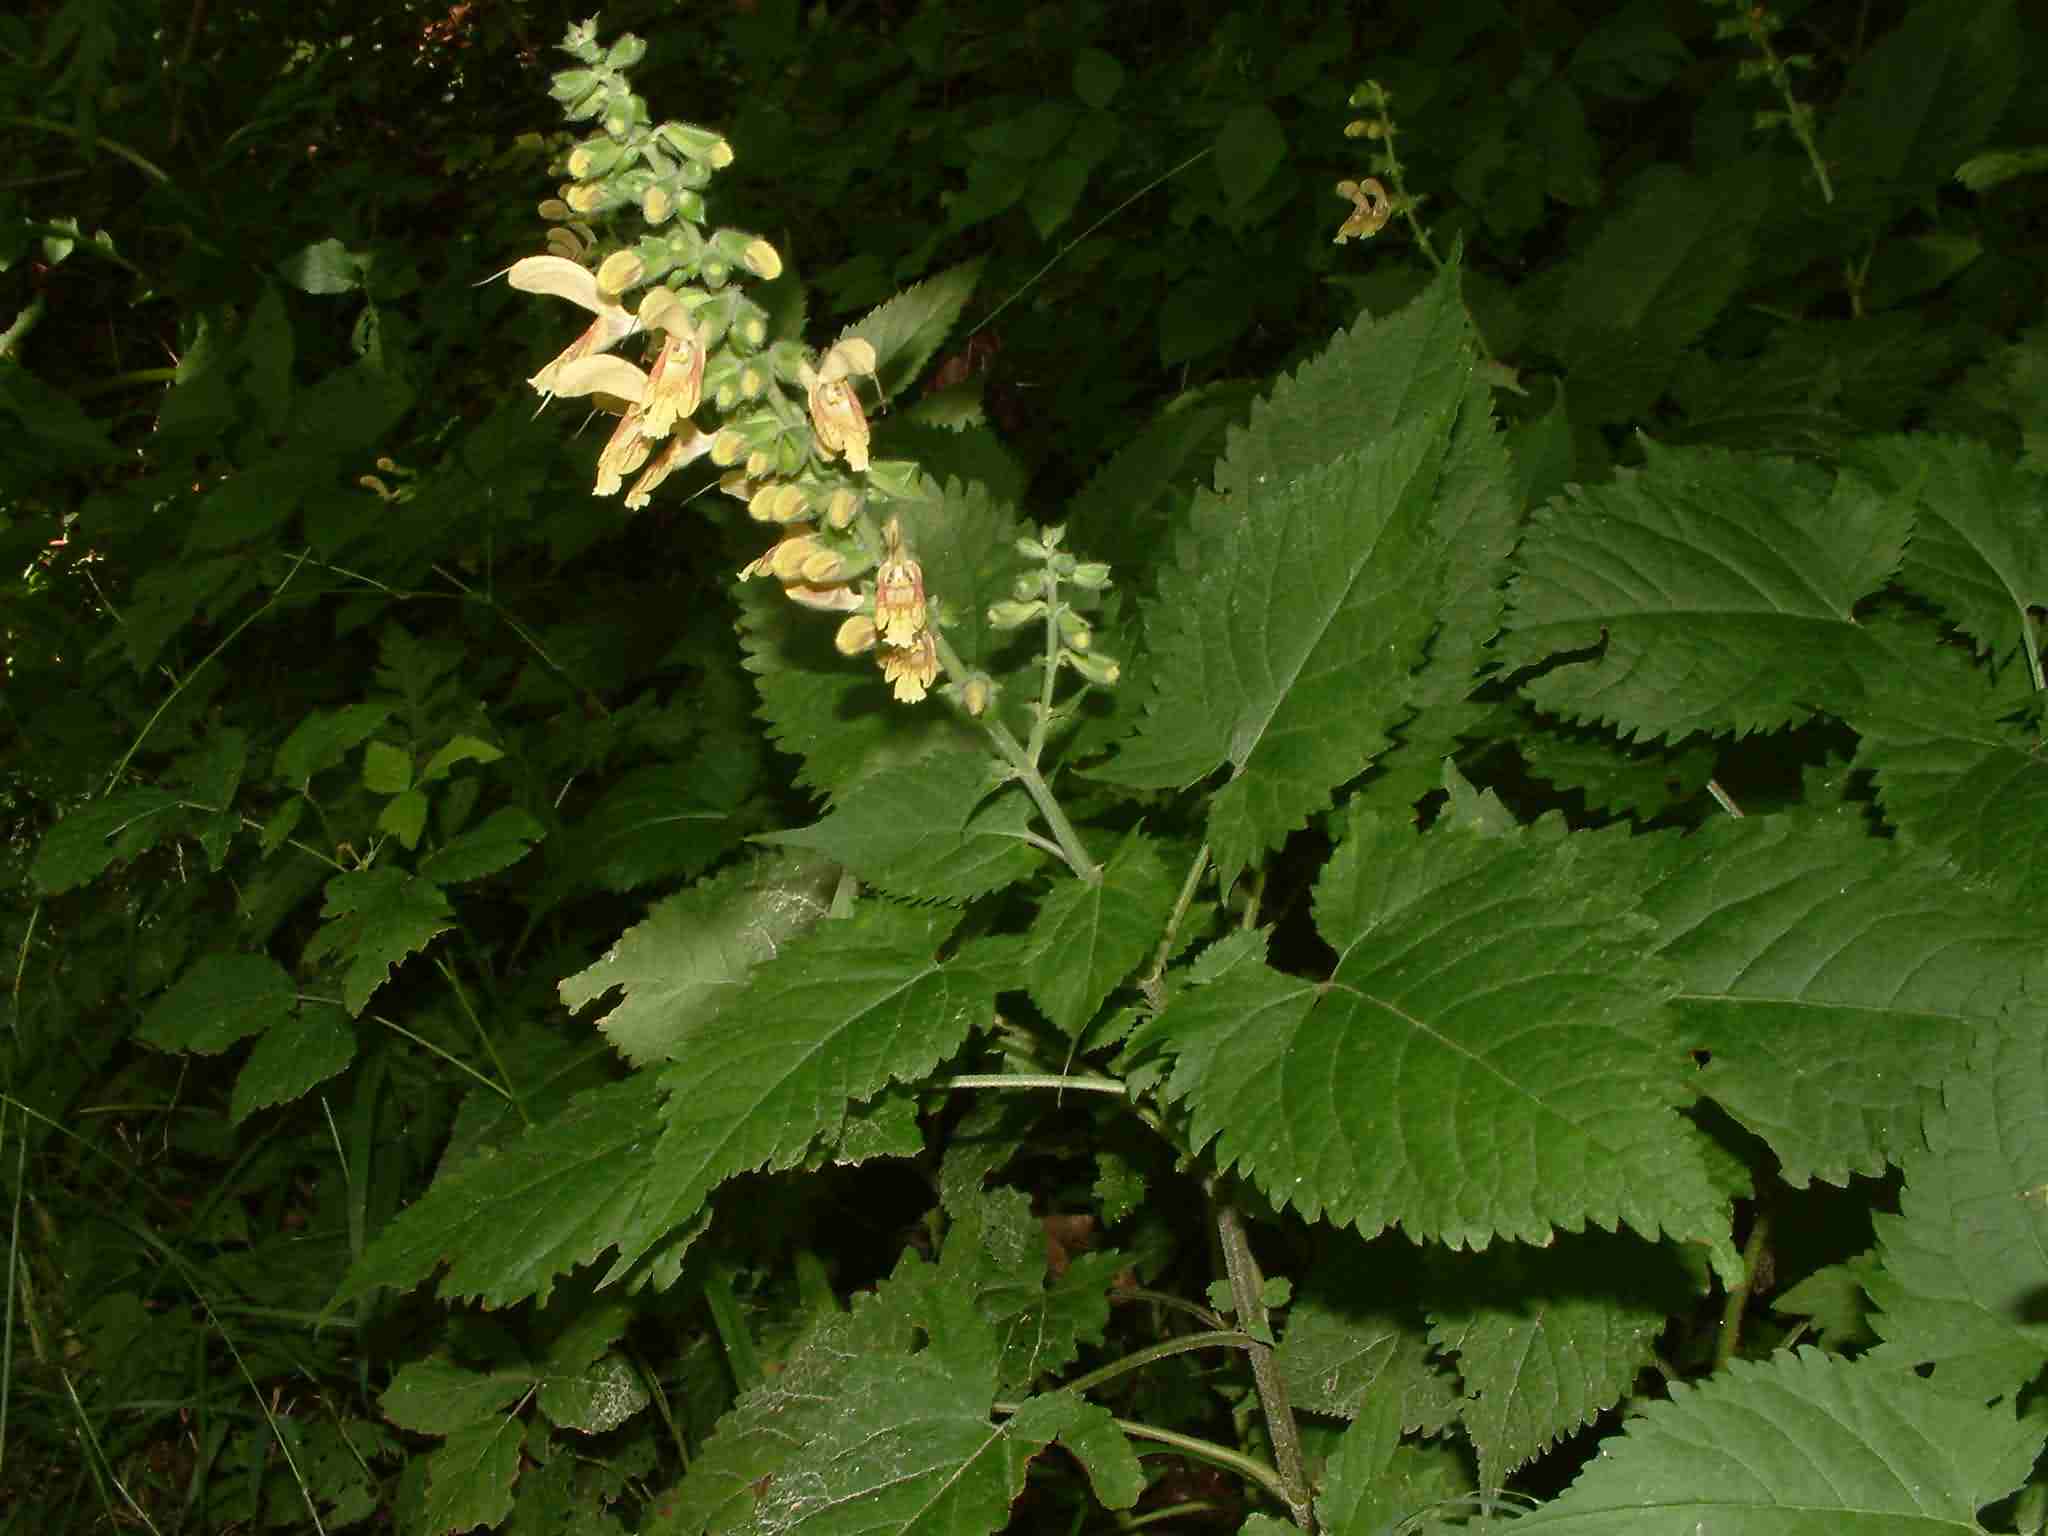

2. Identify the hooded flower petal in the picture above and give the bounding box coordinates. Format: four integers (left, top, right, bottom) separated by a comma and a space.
638, 329, 706, 439
624, 426, 715, 509
507, 254, 640, 395
799, 339, 879, 472
594, 407, 653, 497
873, 524, 927, 647
547, 354, 650, 407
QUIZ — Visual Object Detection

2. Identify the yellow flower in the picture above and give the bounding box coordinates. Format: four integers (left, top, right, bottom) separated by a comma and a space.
506, 254, 639, 396
879, 631, 939, 703
1333, 178, 1393, 244
544, 353, 656, 497
800, 338, 879, 472
635, 288, 708, 439
625, 427, 714, 510
873, 520, 926, 647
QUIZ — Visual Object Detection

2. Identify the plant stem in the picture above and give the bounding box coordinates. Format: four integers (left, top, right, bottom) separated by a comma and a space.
990, 1401, 1292, 1511
1715, 1210, 1772, 1371
1058, 1329, 1255, 1398
1140, 843, 1209, 1008
1029, 559, 1061, 766
933, 1072, 1126, 1094
1213, 1196, 1313, 1530
929, 629, 1098, 881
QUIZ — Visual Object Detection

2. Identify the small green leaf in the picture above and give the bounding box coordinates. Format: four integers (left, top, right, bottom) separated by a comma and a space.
377, 788, 429, 850
1215, 103, 1287, 205
559, 852, 839, 1068
1018, 831, 1178, 1036
381, 1359, 532, 1435
417, 807, 543, 884
230, 1007, 356, 1123
1072, 48, 1125, 108
302, 867, 454, 1016
140, 953, 297, 1054
31, 787, 184, 895
276, 703, 393, 786
362, 740, 413, 795
537, 1354, 649, 1435
281, 237, 369, 295
421, 733, 504, 783
839, 256, 986, 400
421, 1419, 525, 1536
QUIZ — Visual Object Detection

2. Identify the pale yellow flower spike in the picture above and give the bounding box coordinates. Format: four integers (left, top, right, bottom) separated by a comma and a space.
506, 254, 640, 396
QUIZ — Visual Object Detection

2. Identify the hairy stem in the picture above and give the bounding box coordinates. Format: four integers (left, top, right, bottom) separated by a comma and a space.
1213, 1196, 1313, 1530
1715, 1210, 1772, 1371
1058, 1329, 1255, 1398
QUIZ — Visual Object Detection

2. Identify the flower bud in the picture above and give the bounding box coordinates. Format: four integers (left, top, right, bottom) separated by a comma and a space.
714, 380, 740, 412
961, 675, 993, 717
747, 485, 781, 522
1063, 649, 1121, 686
1012, 574, 1042, 601
801, 548, 848, 584
719, 470, 756, 500
549, 68, 599, 102
746, 448, 776, 479
987, 599, 1046, 629
771, 484, 810, 523
538, 197, 573, 221
825, 488, 861, 530
565, 181, 614, 215
834, 615, 878, 655
568, 138, 626, 179
545, 228, 585, 262
604, 34, 647, 69
1057, 608, 1092, 649
701, 260, 731, 290
769, 535, 821, 582
739, 365, 767, 399
642, 185, 675, 224
656, 121, 735, 168
711, 429, 748, 466
1068, 561, 1112, 590
596, 249, 645, 297
1015, 535, 1049, 559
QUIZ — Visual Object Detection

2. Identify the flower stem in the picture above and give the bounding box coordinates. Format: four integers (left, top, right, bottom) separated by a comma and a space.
1056, 1329, 1255, 1398
928, 627, 1099, 882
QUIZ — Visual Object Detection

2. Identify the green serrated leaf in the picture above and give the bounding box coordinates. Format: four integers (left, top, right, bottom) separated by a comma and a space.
1503, 443, 1908, 742
1429, 1233, 1696, 1488
140, 952, 296, 1054
657, 1257, 1129, 1536
381, 1358, 533, 1435
416, 807, 543, 885
560, 852, 839, 1068
606, 902, 1000, 1283
1847, 612, 2047, 885
1276, 1240, 1462, 1436
1018, 831, 1177, 1036
1866, 1008, 2048, 1399
276, 703, 394, 787
1511, 1350, 2041, 1533
1315, 1386, 1471, 1536
1158, 810, 1739, 1283
377, 787, 428, 850
230, 1008, 355, 1123
537, 1354, 649, 1435
839, 257, 985, 401
566, 748, 757, 895
1848, 435, 2047, 666
338, 1076, 663, 1309
301, 867, 454, 1016
759, 749, 1041, 903
422, 1418, 525, 1536
422, 733, 504, 783
1623, 815, 2031, 1185
31, 786, 183, 895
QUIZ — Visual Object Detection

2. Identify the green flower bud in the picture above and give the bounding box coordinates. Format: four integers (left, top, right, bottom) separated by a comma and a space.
711, 429, 748, 466
961, 675, 993, 717
549, 68, 599, 102
825, 488, 862, 529
1063, 649, 1120, 686
596, 249, 645, 297
1057, 608, 1092, 648
656, 121, 735, 168
987, 599, 1047, 629
1015, 535, 1049, 559
1012, 574, 1042, 601
739, 365, 767, 399
604, 34, 647, 69
642, 185, 676, 224
1068, 561, 1112, 590
567, 137, 627, 179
